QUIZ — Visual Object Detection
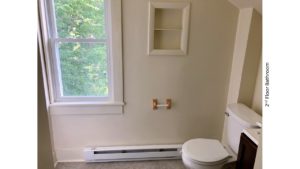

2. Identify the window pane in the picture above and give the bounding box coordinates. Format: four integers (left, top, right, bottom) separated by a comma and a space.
54, 0, 106, 39
58, 42, 109, 96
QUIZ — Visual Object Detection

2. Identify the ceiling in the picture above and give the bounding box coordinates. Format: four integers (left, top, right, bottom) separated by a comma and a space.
228, 0, 262, 14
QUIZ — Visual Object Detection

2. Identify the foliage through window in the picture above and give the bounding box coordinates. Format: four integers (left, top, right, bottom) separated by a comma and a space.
51, 0, 109, 98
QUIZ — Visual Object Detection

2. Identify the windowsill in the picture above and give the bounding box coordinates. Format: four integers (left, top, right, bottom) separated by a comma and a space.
50, 101, 125, 107
49, 101, 125, 115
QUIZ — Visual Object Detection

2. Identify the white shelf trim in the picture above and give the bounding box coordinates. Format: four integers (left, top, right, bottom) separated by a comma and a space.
148, 0, 190, 56
154, 28, 182, 31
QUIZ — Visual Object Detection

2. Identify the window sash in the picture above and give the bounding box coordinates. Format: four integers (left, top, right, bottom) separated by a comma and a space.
39, 0, 123, 108
47, 0, 112, 102
49, 0, 109, 40
53, 38, 107, 43
51, 41, 111, 102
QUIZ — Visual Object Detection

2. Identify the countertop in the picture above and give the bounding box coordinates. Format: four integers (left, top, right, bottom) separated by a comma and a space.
243, 128, 261, 145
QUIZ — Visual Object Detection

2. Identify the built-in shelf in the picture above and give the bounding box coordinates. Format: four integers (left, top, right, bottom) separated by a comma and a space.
154, 28, 182, 31
148, 0, 190, 55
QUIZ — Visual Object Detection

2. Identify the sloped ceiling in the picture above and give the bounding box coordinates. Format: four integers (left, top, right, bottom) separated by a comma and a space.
228, 0, 262, 14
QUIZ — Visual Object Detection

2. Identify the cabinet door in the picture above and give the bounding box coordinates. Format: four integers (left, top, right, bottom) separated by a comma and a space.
236, 133, 258, 169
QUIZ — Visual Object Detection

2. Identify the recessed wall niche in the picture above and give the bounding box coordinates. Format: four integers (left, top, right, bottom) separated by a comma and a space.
148, 0, 190, 55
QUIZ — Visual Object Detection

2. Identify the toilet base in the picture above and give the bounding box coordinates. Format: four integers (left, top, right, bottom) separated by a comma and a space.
182, 155, 226, 169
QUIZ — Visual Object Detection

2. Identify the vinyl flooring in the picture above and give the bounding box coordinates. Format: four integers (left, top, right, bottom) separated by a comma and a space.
55, 160, 236, 169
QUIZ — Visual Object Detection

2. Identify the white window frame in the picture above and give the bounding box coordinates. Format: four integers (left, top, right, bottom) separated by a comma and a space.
39, 0, 124, 114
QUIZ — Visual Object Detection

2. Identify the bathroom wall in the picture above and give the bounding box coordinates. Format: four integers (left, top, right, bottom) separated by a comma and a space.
38, 51, 55, 169
226, 8, 253, 105
228, 0, 262, 14
226, 8, 262, 109
238, 10, 262, 109
48, 0, 239, 161
252, 58, 262, 115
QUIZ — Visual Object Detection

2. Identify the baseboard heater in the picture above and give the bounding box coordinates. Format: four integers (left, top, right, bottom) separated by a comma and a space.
84, 144, 182, 162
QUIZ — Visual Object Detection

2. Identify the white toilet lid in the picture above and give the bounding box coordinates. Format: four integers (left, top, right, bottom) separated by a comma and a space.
182, 138, 230, 163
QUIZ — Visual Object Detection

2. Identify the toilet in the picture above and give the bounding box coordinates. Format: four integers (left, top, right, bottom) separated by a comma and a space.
181, 103, 262, 169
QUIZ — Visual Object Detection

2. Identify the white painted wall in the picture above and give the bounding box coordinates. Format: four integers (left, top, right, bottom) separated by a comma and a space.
38, 50, 55, 168
226, 8, 253, 105
49, 0, 239, 161
252, 58, 262, 115
238, 10, 262, 108
225, 8, 262, 109
228, 0, 262, 14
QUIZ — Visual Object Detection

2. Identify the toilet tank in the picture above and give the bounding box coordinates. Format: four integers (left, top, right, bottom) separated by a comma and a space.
226, 103, 262, 154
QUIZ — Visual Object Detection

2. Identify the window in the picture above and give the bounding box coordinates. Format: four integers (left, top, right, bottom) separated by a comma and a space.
39, 0, 123, 107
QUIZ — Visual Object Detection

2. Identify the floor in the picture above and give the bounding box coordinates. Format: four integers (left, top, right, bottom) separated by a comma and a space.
55, 160, 236, 169
56, 160, 185, 169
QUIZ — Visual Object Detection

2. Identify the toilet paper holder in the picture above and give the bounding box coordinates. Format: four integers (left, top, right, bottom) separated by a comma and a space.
152, 98, 172, 110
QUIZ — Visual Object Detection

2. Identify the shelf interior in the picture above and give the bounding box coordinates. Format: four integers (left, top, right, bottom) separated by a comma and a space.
154, 30, 181, 49
154, 8, 182, 29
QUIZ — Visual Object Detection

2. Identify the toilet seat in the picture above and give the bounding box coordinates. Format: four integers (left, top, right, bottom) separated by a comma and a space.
182, 138, 230, 165
182, 154, 228, 166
